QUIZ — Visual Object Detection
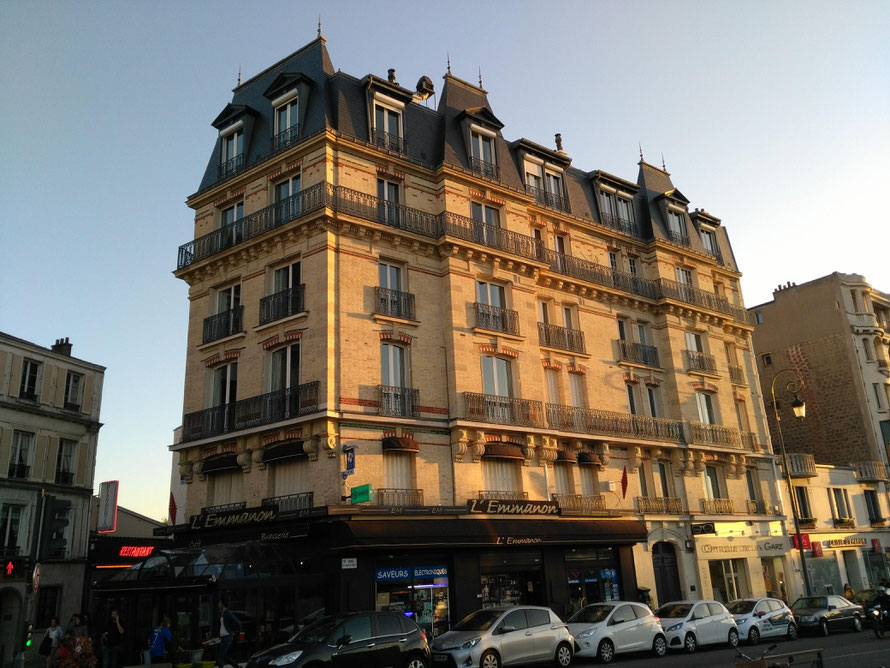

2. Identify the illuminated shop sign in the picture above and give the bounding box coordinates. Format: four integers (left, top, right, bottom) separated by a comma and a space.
375, 565, 448, 582
119, 546, 155, 558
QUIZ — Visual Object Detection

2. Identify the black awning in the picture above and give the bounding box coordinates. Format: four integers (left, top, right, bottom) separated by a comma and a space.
382, 436, 419, 453
556, 449, 577, 463
260, 441, 307, 463
578, 452, 602, 466
483, 442, 525, 460
201, 454, 240, 474
315, 518, 648, 549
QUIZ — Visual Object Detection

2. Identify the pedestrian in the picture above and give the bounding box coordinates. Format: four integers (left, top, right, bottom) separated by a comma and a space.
101, 610, 124, 668
44, 618, 64, 668
147, 618, 172, 665
843, 583, 856, 600
216, 597, 241, 668
68, 614, 88, 640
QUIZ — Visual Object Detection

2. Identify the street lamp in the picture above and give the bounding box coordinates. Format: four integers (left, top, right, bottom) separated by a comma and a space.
771, 368, 813, 597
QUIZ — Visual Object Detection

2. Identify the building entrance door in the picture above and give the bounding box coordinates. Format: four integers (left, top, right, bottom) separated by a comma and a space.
652, 542, 682, 606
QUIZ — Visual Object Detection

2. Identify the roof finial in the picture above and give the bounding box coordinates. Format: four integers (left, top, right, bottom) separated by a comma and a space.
478, 66, 483, 88
447, 52, 451, 74
237, 65, 241, 86
317, 15, 322, 37
639, 143, 644, 161
661, 153, 666, 171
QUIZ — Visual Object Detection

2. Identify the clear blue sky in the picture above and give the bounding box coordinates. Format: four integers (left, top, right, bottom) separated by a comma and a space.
2, 1, 888, 520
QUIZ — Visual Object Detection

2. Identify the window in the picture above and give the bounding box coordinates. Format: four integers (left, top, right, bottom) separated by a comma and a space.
874, 383, 887, 410
864, 338, 875, 361
274, 174, 301, 223
208, 284, 242, 341
545, 172, 562, 198
628, 257, 638, 276
701, 228, 718, 255
626, 383, 638, 415
865, 490, 882, 522
210, 471, 243, 506
538, 300, 550, 325
482, 458, 521, 492
61, 371, 82, 411
384, 450, 414, 490
646, 386, 659, 418
545, 369, 560, 405
374, 102, 403, 151
220, 127, 244, 177
569, 373, 585, 408
0, 504, 23, 554
482, 356, 513, 397
262, 261, 303, 324
703, 465, 722, 499
56, 439, 76, 485
211, 362, 238, 407
562, 306, 575, 330
735, 400, 751, 432
36, 586, 61, 627
685, 330, 704, 352
273, 261, 302, 294
754, 311, 764, 324
696, 392, 716, 424
617, 196, 635, 223
471, 202, 500, 245
795, 486, 812, 519
381, 343, 407, 388
829, 488, 852, 520
377, 178, 401, 226
675, 267, 693, 286
216, 284, 240, 315
20, 359, 40, 401
638, 467, 649, 497
9, 431, 34, 479
667, 210, 688, 243
636, 323, 650, 347
336, 615, 373, 643
470, 130, 496, 177
270, 343, 300, 392
273, 93, 300, 150
608, 252, 619, 272
600, 191, 615, 217
476, 281, 511, 332
220, 202, 244, 245
653, 461, 671, 497
525, 162, 542, 191
762, 353, 772, 367
745, 469, 759, 501
617, 318, 628, 342
477, 281, 506, 308
554, 461, 574, 496
580, 466, 599, 496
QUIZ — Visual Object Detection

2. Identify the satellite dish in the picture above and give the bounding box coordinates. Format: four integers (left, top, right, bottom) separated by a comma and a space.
415, 76, 434, 99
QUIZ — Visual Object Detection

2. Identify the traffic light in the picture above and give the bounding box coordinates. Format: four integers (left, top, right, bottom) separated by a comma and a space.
3, 557, 25, 578
40, 495, 71, 560
23, 621, 33, 651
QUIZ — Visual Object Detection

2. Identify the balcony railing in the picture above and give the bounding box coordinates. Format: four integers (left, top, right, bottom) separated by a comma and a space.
701, 498, 734, 514
271, 124, 301, 153
666, 229, 690, 246
55, 470, 74, 485
617, 340, 660, 367
470, 157, 499, 180
374, 287, 415, 320
64, 401, 81, 412
787, 453, 817, 477
260, 285, 306, 325
833, 517, 856, 529
687, 422, 743, 449
729, 365, 746, 384
378, 385, 419, 418
741, 432, 759, 451
262, 492, 313, 513
443, 212, 544, 262
335, 185, 442, 239
636, 497, 684, 514
182, 381, 320, 442
538, 322, 586, 353
553, 494, 606, 513
474, 302, 520, 335
543, 250, 659, 300
19, 391, 38, 402
685, 350, 718, 374
372, 128, 407, 154
202, 502, 246, 514
478, 490, 529, 500
855, 460, 889, 482
375, 488, 423, 506
463, 393, 544, 428
871, 517, 886, 527
203, 306, 244, 344
218, 153, 245, 180
526, 184, 570, 212
799, 518, 816, 530
656, 278, 752, 324
7, 463, 30, 479
546, 404, 684, 443
600, 212, 640, 238
746, 499, 771, 515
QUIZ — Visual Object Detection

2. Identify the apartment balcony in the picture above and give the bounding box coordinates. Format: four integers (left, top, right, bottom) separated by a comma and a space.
741, 432, 760, 451
55, 470, 74, 485
746, 499, 771, 515
375, 488, 423, 507
374, 287, 415, 320
378, 385, 419, 418
636, 497, 684, 514
685, 350, 718, 374
701, 498, 734, 514
666, 230, 690, 246
262, 492, 313, 514
182, 381, 320, 442
833, 517, 856, 530
7, 463, 30, 479
442, 212, 544, 262
525, 184, 570, 213
474, 302, 520, 335
478, 490, 529, 501
259, 285, 306, 325
546, 404, 684, 443
705, 247, 725, 266
553, 494, 606, 513
543, 250, 659, 300
729, 365, 746, 384
870, 517, 886, 528
538, 322, 586, 354
855, 460, 888, 482
340, 187, 443, 238
599, 212, 641, 239
786, 453, 817, 477
202, 502, 246, 514
371, 128, 408, 155
656, 278, 751, 324
617, 340, 660, 367
799, 518, 816, 530
687, 422, 744, 449
202, 306, 244, 344
218, 153, 245, 180
849, 312, 880, 330
463, 393, 544, 428
270, 124, 301, 153
470, 157, 499, 180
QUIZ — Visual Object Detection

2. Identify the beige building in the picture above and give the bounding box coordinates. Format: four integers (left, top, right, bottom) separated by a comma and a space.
0, 332, 105, 657
150, 35, 789, 642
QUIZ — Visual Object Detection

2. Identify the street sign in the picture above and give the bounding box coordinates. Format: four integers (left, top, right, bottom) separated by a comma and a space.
98, 481, 119, 533
32, 563, 40, 593
343, 446, 356, 477
691, 522, 716, 535
350, 484, 372, 504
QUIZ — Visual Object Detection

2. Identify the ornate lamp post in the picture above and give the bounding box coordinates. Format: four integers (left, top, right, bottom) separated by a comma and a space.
771, 368, 812, 597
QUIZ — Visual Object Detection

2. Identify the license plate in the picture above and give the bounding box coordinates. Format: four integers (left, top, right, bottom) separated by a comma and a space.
432, 655, 447, 662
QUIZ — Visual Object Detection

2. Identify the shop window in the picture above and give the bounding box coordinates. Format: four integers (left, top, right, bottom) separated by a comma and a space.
708, 558, 750, 603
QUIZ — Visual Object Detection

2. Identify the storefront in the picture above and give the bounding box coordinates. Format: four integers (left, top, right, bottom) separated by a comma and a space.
693, 535, 790, 604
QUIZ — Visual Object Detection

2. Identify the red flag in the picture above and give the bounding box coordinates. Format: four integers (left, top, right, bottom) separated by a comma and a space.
621, 466, 628, 499
168, 492, 177, 524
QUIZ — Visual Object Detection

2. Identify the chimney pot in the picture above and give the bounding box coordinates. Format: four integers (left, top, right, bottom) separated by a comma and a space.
387, 68, 396, 84
51, 337, 73, 356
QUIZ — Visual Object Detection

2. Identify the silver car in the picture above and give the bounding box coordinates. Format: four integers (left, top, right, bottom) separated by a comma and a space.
430, 605, 573, 668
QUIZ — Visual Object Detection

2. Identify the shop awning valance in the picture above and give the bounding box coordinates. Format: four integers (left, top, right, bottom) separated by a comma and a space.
382, 436, 419, 452
483, 442, 525, 460
260, 441, 307, 463
200, 454, 240, 474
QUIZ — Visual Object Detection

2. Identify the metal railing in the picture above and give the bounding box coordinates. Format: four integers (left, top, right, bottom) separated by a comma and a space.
656, 278, 752, 323
374, 287, 415, 320
543, 250, 659, 299
553, 494, 606, 512
538, 322, 586, 353
55, 471, 74, 485
636, 497, 684, 514
478, 490, 529, 500
832, 517, 856, 529
787, 453, 817, 477
372, 128, 408, 154
259, 285, 306, 325
378, 385, 419, 418
463, 393, 544, 427
203, 306, 244, 344
19, 391, 38, 402
746, 499, 770, 515
525, 184, 570, 212
741, 432, 759, 450
687, 421, 742, 448
218, 153, 245, 180
474, 302, 520, 335
701, 498, 734, 514
729, 365, 745, 384
666, 229, 690, 246
546, 404, 684, 443
855, 460, 888, 482
262, 492, 313, 513
685, 350, 718, 373
617, 340, 660, 367
202, 502, 246, 514
335, 185, 442, 238
7, 463, 30, 479
375, 488, 423, 506
799, 518, 816, 530
470, 157, 499, 180
271, 125, 301, 153
600, 212, 641, 238
443, 212, 544, 262
64, 401, 81, 412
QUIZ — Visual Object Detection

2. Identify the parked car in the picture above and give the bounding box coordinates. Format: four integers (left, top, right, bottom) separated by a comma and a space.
244, 611, 429, 668
430, 605, 573, 668
566, 601, 666, 663
655, 600, 738, 652
727, 597, 796, 644
790, 595, 864, 635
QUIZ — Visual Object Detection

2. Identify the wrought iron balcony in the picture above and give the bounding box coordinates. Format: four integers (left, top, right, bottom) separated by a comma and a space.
525, 184, 570, 213
463, 392, 544, 428
374, 287, 415, 320
203, 306, 244, 344
729, 365, 746, 384
599, 212, 641, 239
260, 285, 306, 325
871, 517, 886, 527
375, 488, 423, 507
656, 278, 750, 323
786, 453, 817, 477
833, 517, 856, 529
687, 422, 743, 449
470, 157, 499, 180
19, 391, 38, 402
271, 124, 301, 153
636, 497, 684, 514
442, 212, 544, 262
546, 404, 684, 443
478, 490, 529, 501
543, 250, 658, 299
372, 128, 407, 154
334, 185, 442, 238
799, 518, 816, 530
741, 432, 759, 450
218, 153, 245, 180
538, 322, 586, 353
746, 499, 771, 515
474, 302, 520, 335
262, 492, 313, 513
7, 463, 30, 479
182, 381, 320, 442
701, 498, 734, 514
553, 494, 606, 513
617, 340, 660, 367
55, 470, 74, 485
855, 460, 888, 482
684, 350, 718, 374
378, 385, 419, 418
202, 502, 246, 514
666, 229, 690, 246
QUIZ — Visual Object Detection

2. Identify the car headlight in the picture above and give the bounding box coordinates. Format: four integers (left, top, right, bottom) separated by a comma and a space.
736, 617, 750, 624
666, 623, 683, 633
269, 651, 303, 666
458, 638, 481, 650
576, 627, 600, 639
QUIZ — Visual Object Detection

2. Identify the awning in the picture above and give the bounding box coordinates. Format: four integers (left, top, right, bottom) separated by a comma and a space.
315, 518, 648, 549
200, 454, 240, 474
578, 452, 602, 466
382, 436, 419, 453
556, 450, 577, 463
260, 441, 307, 463
483, 442, 525, 460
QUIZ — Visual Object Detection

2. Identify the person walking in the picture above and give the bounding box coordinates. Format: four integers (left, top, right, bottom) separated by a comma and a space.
102, 610, 124, 668
215, 597, 241, 668
147, 618, 172, 664
44, 618, 64, 668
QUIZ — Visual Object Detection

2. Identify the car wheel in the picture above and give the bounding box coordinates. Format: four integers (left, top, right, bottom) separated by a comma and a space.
683, 632, 697, 654
652, 634, 667, 657
554, 641, 573, 667
480, 650, 501, 668
597, 638, 615, 664
728, 628, 739, 647
748, 626, 760, 644
787, 622, 798, 641
853, 615, 863, 632
405, 654, 429, 668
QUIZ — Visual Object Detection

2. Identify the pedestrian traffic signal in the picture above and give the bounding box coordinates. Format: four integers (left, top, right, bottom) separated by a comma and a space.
3, 557, 24, 578
23, 621, 33, 650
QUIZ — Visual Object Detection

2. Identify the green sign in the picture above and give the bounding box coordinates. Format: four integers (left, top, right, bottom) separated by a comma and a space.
351, 484, 372, 504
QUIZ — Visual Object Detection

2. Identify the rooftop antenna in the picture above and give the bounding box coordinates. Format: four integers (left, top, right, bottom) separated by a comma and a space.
317, 15, 322, 37
478, 67, 483, 88
446, 52, 451, 75
237, 65, 241, 86
661, 153, 667, 171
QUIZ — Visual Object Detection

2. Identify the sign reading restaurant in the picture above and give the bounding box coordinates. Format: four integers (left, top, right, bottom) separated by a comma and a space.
190, 507, 279, 530
466, 499, 560, 516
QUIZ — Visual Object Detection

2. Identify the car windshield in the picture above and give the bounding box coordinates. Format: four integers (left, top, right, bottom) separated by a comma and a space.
568, 605, 614, 624
655, 603, 692, 619
453, 610, 503, 632
854, 590, 878, 604
791, 597, 827, 610
290, 616, 338, 644
726, 601, 756, 614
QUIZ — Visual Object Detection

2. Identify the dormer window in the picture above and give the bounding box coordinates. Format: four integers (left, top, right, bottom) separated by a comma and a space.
372, 93, 406, 154
700, 227, 721, 262
272, 90, 300, 152
667, 210, 689, 246
220, 124, 244, 179
470, 126, 497, 179
525, 157, 568, 212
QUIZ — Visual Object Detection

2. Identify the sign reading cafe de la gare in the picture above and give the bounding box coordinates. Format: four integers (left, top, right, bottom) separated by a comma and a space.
696, 538, 789, 556
466, 499, 560, 515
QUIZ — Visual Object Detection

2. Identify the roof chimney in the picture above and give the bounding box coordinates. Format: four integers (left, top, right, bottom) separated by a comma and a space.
387, 68, 397, 84
52, 337, 72, 356
555, 133, 564, 153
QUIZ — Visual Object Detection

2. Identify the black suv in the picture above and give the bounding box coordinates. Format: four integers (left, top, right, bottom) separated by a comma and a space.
244, 611, 429, 668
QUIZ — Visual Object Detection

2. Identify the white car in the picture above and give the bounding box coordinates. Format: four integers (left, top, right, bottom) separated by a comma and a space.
655, 600, 738, 652
727, 597, 797, 644
566, 601, 666, 663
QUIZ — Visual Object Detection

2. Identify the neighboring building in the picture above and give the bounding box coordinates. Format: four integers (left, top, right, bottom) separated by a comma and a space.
95, 33, 787, 645
0, 332, 104, 660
